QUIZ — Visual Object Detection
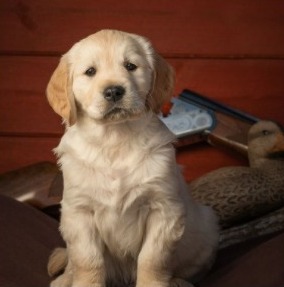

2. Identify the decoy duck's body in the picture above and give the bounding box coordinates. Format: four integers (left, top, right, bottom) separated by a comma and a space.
190, 121, 284, 227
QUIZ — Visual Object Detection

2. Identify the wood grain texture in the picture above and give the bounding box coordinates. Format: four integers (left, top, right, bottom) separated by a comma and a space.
1, 0, 284, 57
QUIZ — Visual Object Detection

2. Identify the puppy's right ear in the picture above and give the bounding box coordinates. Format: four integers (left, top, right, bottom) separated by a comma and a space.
46, 56, 77, 125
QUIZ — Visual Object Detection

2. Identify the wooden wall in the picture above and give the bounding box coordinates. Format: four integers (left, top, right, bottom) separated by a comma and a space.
0, 0, 284, 181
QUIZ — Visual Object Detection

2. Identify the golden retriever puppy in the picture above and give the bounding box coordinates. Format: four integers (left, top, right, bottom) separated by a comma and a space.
47, 29, 218, 287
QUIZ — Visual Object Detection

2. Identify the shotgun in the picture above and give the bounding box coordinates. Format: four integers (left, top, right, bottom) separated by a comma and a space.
160, 89, 259, 156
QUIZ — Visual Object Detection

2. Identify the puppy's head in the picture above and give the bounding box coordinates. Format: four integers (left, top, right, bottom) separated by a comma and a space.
47, 30, 174, 125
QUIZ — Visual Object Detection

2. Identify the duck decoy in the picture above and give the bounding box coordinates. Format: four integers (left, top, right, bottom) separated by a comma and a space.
189, 120, 284, 227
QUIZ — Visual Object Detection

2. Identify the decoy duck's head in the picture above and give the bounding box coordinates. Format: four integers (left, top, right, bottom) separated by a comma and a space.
248, 120, 284, 166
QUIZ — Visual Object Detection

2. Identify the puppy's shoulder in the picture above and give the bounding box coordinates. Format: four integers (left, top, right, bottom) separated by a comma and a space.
54, 125, 87, 159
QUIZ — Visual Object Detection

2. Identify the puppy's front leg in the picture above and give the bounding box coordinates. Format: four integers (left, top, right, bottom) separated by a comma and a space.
60, 205, 105, 287
136, 202, 185, 287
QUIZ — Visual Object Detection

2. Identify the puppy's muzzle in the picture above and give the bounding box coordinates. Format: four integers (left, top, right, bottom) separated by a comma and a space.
103, 85, 125, 102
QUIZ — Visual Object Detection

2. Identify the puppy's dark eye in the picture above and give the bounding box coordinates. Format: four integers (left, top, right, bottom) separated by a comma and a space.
124, 62, 137, 71
85, 67, 96, 77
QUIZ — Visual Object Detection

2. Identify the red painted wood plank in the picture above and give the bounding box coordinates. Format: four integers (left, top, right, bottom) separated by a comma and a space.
176, 143, 248, 182
1, 56, 283, 135
0, 136, 247, 182
0, 56, 64, 135
0, 136, 59, 173
1, 0, 284, 57
172, 59, 284, 124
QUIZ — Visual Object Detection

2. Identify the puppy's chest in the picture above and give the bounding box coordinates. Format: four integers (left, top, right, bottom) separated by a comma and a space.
67, 142, 148, 194
68, 156, 150, 256
96, 191, 150, 257
91, 175, 150, 257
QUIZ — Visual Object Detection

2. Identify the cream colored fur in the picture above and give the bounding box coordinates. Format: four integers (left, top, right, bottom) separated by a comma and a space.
47, 29, 219, 287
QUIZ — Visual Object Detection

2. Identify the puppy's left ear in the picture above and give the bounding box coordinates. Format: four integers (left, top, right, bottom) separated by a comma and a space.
148, 53, 175, 113
46, 56, 77, 126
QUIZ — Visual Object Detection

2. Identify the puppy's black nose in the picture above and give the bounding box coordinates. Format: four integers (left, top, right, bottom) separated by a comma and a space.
103, 86, 125, 102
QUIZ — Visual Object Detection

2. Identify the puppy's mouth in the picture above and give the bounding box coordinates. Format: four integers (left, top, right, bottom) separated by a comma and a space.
103, 106, 143, 122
